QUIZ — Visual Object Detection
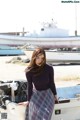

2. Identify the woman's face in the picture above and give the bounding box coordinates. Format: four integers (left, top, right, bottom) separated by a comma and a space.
35, 54, 45, 66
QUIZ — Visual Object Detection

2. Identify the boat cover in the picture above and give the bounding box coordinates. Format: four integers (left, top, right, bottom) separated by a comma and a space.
57, 85, 80, 99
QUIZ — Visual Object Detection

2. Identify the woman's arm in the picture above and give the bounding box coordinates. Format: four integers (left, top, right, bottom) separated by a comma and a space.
26, 72, 33, 101
18, 101, 29, 106
18, 72, 33, 106
49, 66, 57, 95
49, 66, 59, 103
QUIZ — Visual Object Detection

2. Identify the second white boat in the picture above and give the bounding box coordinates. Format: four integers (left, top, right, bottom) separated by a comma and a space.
24, 48, 80, 64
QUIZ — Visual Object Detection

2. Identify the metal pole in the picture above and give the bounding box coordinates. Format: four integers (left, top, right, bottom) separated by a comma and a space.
75, 2, 77, 36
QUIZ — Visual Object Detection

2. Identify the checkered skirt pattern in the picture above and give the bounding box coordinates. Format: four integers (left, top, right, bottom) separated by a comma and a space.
26, 89, 55, 120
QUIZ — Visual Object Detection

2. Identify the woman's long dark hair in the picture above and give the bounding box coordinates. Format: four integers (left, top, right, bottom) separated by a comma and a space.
25, 48, 46, 76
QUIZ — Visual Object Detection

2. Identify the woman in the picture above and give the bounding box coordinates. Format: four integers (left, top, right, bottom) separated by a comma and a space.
19, 48, 58, 120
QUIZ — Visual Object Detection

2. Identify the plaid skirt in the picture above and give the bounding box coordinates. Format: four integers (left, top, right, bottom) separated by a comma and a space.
25, 89, 55, 120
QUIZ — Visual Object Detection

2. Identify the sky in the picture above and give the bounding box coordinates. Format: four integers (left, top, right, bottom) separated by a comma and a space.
0, 0, 80, 35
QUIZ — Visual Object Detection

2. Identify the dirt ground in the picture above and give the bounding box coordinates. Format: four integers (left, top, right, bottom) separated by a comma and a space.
0, 56, 80, 87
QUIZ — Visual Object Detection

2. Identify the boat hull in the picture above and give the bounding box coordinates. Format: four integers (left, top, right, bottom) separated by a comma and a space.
52, 98, 80, 120
0, 98, 79, 120
1, 35, 80, 48
24, 49, 80, 64
0, 49, 25, 56
0, 45, 25, 56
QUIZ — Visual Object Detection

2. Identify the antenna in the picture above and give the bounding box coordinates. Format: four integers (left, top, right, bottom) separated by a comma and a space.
75, 3, 77, 36
22, 27, 25, 36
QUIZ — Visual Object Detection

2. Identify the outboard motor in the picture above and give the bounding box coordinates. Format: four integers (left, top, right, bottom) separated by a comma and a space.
0, 80, 27, 103
0, 80, 28, 120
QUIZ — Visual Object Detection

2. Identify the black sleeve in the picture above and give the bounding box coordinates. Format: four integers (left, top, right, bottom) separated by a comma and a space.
25, 72, 33, 101
49, 66, 57, 95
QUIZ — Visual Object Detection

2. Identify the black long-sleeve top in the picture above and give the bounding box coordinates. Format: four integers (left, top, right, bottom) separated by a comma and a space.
25, 64, 57, 101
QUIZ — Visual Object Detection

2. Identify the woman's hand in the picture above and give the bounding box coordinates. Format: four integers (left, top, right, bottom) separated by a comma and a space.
54, 95, 59, 103
18, 101, 29, 106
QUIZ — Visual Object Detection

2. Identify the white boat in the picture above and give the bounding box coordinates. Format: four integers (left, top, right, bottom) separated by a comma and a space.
23, 48, 80, 64
52, 85, 80, 120
1, 20, 80, 49
0, 80, 80, 120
